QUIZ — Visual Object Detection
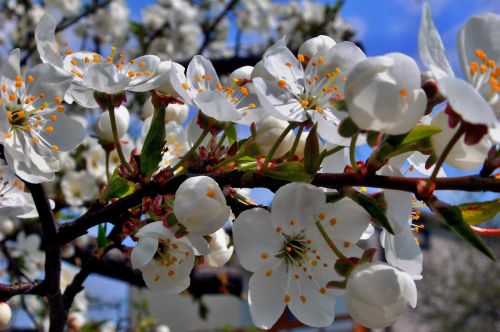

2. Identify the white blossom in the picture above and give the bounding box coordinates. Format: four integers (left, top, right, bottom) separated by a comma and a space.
346, 262, 417, 329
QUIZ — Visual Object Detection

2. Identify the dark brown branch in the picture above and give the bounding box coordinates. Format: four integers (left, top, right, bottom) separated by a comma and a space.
57, 171, 500, 246
0, 281, 44, 302
197, 0, 240, 54
26, 183, 65, 332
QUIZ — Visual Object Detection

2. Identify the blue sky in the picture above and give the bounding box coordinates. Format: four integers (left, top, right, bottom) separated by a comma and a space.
340, 0, 499, 73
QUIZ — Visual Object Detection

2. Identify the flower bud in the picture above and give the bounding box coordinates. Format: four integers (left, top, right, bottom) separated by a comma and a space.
345, 53, 426, 135
142, 97, 189, 124
254, 116, 295, 158
0, 302, 12, 329
173, 176, 230, 236
346, 262, 417, 329
96, 105, 130, 143
298, 35, 336, 64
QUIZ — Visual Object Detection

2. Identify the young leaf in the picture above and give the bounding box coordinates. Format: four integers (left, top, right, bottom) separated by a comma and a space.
263, 161, 312, 182
107, 173, 135, 199
347, 190, 394, 234
428, 198, 495, 261
97, 223, 108, 248
224, 124, 237, 145
140, 104, 166, 176
400, 125, 442, 145
458, 199, 500, 225
303, 124, 321, 174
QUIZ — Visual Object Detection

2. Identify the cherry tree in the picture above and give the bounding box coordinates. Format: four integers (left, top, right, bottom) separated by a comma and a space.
0, 1, 498, 331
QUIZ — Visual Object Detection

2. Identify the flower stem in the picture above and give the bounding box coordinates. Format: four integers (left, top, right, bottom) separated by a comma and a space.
287, 125, 303, 161
315, 220, 347, 260
216, 133, 227, 150
349, 134, 359, 171
172, 128, 210, 172
263, 123, 296, 168
322, 146, 344, 158
425, 124, 465, 191
105, 150, 111, 183
107, 105, 132, 174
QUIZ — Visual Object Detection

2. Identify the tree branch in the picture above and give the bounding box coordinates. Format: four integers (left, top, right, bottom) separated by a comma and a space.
26, 183, 65, 332
197, 0, 240, 54
57, 171, 500, 245
0, 281, 44, 302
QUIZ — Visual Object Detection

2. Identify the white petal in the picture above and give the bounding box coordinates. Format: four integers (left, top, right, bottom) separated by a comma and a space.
383, 230, 423, 280
35, 14, 64, 68
26, 64, 72, 111
253, 77, 306, 122
182, 234, 210, 256
65, 84, 99, 108
131, 237, 159, 269
1, 49, 21, 83
84, 63, 128, 94
318, 198, 371, 244
431, 108, 491, 170
195, 90, 242, 121
124, 55, 161, 90
418, 3, 454, 79
262, 38, 304, 95
40, 114, 85, 152
135, 221, 172, 239
248, 262, 287, 329
141, 261, 191, 294
271, 183, 325, 236
438, 76, 497, 126
287, 267, 336, 327
233, 208, 282, 272
457, 13, 500, 82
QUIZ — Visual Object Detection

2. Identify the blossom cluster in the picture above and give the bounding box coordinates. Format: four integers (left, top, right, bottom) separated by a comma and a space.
0, 1, 498, 331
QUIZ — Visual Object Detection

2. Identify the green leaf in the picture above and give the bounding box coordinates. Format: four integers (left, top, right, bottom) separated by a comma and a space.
428, 199, 495, 261
348, 190, 394, 234
263, 161, 312, 182
107, 172, 135, 199
304, 124, 321, 174
140, 104, 166, 176
400, 125, 442, 145
326, 192, 344, 204
458, 199, 500, 225
224, 124, 237, 145
97, 223, 107, 248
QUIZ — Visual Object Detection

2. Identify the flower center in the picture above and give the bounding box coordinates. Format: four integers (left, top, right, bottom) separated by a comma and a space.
469, 49, 500, 102
277, 233, 310, 265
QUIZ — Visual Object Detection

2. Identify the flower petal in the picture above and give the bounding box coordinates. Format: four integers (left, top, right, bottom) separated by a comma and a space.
457, 12, 500, 82
233, 208, 282, 272
381, 229, 423, 280
40, 114, 85, 152
35, 14, 64, 68
287, 266, 336, 327
438, 76, 497, 126
131, 237, 159, 269
271, 183, 326, 236
418, 3, 454, 79
248, 262, 287, 329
